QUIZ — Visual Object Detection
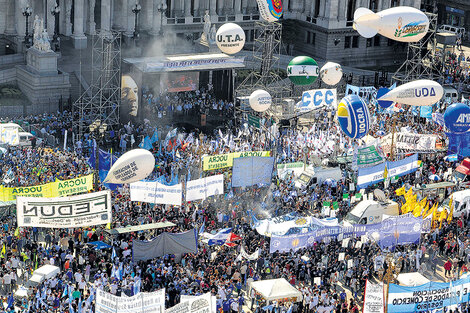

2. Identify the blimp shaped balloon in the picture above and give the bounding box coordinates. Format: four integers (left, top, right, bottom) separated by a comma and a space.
320, 62, 343, 86
287, 56, 319, 85
444, 103, 470, 134
255, 0, 283, 22
104, 149, 155, 184
249, 90, 272, 112
354, 6, 429, 43
376, 80, 443, 107
337, 95, 370, 139
216, 23, 246, 54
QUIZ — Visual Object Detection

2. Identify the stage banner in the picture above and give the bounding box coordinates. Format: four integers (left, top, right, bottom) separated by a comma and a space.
277, 162, 305, 179
130, 181, 182, 206
16, 190, 111, 228
186, 174, 224, 202
387, 275, 470, 313
203, 151, 271, 171
363, 280, 384, 313
356, 145, 384, 167
231, 156, 274, 187
0, 174, 94, 201
357, 162, 386, 189
133, 229, 197, 261
167, 293, 214, 313
96, 288, 165, 313
447, 132, 470, 157
270, 214, 423, 253
387, 154, 419, 178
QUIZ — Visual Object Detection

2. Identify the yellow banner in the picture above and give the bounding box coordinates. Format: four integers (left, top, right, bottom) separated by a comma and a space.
0, 174, 94, 201
203, 151, 271, 171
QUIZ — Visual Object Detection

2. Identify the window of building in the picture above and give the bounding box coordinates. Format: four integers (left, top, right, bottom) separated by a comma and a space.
344, 36, 351, 49
314, 0, 321, 17
387, 38, 394, 46
346, 0, 356, 26
352, 36, 359, 48
366, 38, 372, 47
374, 36, 380, 46
369, 0, 377, 11
390, 0, 400, 7
305, 32, 316, 45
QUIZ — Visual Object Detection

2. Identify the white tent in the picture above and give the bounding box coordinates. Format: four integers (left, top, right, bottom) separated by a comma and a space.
249, 278, 303, 302
397, 272, 430, 286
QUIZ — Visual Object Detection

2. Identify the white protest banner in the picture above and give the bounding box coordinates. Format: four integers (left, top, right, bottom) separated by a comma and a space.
296, 89, 337, 113
382, 133, 438, 154
130, 181, 182, 206
17, 191, 111, 228
239, 246, 260, 261
96, 288, 165, 313
277, 162, 305, 179
186, 174, 224, 202
363, 280, 384, 313
168, 292, 213, 313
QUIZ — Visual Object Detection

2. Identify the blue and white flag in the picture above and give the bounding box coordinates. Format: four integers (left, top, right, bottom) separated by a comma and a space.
111, 247, 117, 260
151, 128, 159, 143
206, 228, 232, 246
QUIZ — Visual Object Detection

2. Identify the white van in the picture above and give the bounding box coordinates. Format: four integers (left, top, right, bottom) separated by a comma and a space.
344, 200, 399, 225
443, 86, 459, 102
442, 190, 470, 218
437, 25, 466, 39
18, 132, 35, 146
26, 265, 60, 287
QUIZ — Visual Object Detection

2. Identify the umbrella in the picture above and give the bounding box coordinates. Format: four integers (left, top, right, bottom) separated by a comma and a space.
429, 174, 440, 181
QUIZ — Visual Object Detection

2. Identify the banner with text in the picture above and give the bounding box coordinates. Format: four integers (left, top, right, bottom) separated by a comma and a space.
0, 174, 94, 201
232, 156, 275, 187
17, 190, 111, 228
166, 293, 214, 313
96, 288, 165, 313
186, 174, 224, 202
130, 181, 183, 206
363, 280, 384, 313
382, 133, 438, 154
387, 274, 470, 313
203, 151, 271, 171
277, 162, 305, 179
357, 146, 384, 167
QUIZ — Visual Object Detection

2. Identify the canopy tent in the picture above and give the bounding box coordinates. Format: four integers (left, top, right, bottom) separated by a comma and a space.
249, 278, 303, 302
87, 241, 112, 250
397, 272, 430, 286
105, 221, 176, 235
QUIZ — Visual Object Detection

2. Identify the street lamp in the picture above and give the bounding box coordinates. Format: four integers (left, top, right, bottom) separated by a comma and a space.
89, 120, 108, 188
380, 253, 402, 313
157, 3, 168, 36
132, 2, 142, 39
50, 4, 60, 51
22, 6, 33, 47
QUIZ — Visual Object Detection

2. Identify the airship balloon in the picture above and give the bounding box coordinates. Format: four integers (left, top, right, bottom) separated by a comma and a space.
320, 62, 343, 85
287, 56, 319, 85
104, 149, 155, 184
337, 95, 370, 139
444, 103, 470, 134
216, 23, 246, 54
376, 80, 443, 107
249, 90, 272, 112
354, 6, 429, 43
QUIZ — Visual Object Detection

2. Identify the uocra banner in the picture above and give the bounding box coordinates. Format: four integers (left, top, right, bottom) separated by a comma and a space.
203, 151, 271, 171
186, 174, 224, 202
17, 190, 111, 228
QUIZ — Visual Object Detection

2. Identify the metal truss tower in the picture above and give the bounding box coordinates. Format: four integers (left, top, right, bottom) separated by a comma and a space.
392, 11, 442, 84
235, 21, 290, 116
74, 30, 122, 138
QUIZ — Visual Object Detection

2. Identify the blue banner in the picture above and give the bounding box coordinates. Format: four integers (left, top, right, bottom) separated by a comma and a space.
388, 274, 470, 313
270, 214, 423, 253
232, 156, 274, 187
357, 162, 386, 189
447, 132, 470, 157
420, 105, 432, 118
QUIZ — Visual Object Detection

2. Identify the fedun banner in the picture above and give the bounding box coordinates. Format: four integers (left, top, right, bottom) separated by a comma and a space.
203, 151, 271, 171
17, 190, 111, 228
0, 174, 94, 201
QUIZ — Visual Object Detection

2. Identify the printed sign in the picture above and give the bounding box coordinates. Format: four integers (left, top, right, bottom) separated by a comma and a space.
130, 181, 183, 206
277, 162, 305, 179
203, 151, 271, 171
166, 293, 213, 313
96, 288, 165, 313
296, 89, 337, 113
186, 174, 224, 202
17, 190, 111, 228
356, 146, 384, 167
363, 280, 384, 313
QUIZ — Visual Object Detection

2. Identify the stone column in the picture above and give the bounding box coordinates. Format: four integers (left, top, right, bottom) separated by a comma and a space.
125, 0, 135, 37
319, 0, 326, 18
193, 0, 199, 16
47, 0, 55, 36
151, 0, 162, 35
209, 0, 216, 15
184, 0, 191, 17
72, 0, 87, 48
64, 0, 72, 36
101, 0, 111, 32
5, 0, 16, 35
15, 0, 27, 39
234, 0, 241, 14
216, 0, 223, 15
338, 0, 346, 20
88, 0, 96, 34
143, 0, 154, 31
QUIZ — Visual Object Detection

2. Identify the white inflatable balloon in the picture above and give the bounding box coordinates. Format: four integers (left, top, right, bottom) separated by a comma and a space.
216, 23, 246, 55
249, 90, 272, 112
104, 149, 155, 184
320, 62, 343, 85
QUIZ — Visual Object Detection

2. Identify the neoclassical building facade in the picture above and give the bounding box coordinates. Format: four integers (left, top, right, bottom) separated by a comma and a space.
0, 0, 422, 66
